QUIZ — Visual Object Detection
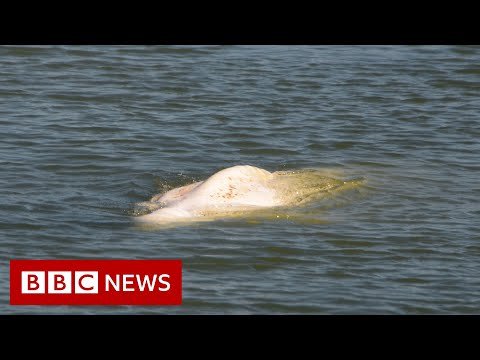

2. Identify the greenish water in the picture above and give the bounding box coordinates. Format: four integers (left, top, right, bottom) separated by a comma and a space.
1, 45, 479, 314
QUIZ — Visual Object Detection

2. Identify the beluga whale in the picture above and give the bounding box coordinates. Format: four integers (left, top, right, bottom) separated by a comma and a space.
134, 164, 364, 227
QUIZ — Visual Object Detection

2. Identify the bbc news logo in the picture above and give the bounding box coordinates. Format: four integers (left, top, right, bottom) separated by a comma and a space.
10, 260, 182, 305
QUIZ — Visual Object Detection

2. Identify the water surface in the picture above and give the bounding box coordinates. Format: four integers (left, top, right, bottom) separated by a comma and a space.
1, 45, 479, 314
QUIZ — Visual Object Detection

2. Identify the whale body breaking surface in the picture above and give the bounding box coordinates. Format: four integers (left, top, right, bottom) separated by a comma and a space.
134, 165, 363, 226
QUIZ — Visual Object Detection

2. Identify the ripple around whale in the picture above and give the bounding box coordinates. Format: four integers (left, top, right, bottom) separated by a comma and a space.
132, 165, 365, 229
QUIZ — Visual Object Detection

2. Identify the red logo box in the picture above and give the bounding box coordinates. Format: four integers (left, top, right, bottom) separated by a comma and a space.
10, 260, 182, 305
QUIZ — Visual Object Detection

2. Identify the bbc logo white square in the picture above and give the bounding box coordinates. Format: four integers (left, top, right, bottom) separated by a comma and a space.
48, 271, 71, 293
75, 271, 98, 293
21, 271, 45, 294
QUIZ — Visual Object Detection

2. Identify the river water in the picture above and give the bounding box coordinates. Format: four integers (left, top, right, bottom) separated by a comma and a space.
1, 45, 479, 314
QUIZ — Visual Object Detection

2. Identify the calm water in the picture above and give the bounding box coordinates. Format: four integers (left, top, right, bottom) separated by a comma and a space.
1, 45, 479, 314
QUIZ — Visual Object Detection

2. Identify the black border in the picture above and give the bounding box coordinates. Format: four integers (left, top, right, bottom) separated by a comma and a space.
1, 7, 478, 44
1, 314, 478, 352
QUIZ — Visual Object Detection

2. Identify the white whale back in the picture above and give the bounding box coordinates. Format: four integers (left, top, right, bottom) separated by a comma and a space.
178, 165, 278, 208
137, 165, 281, 223
134, 165, 365, 226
